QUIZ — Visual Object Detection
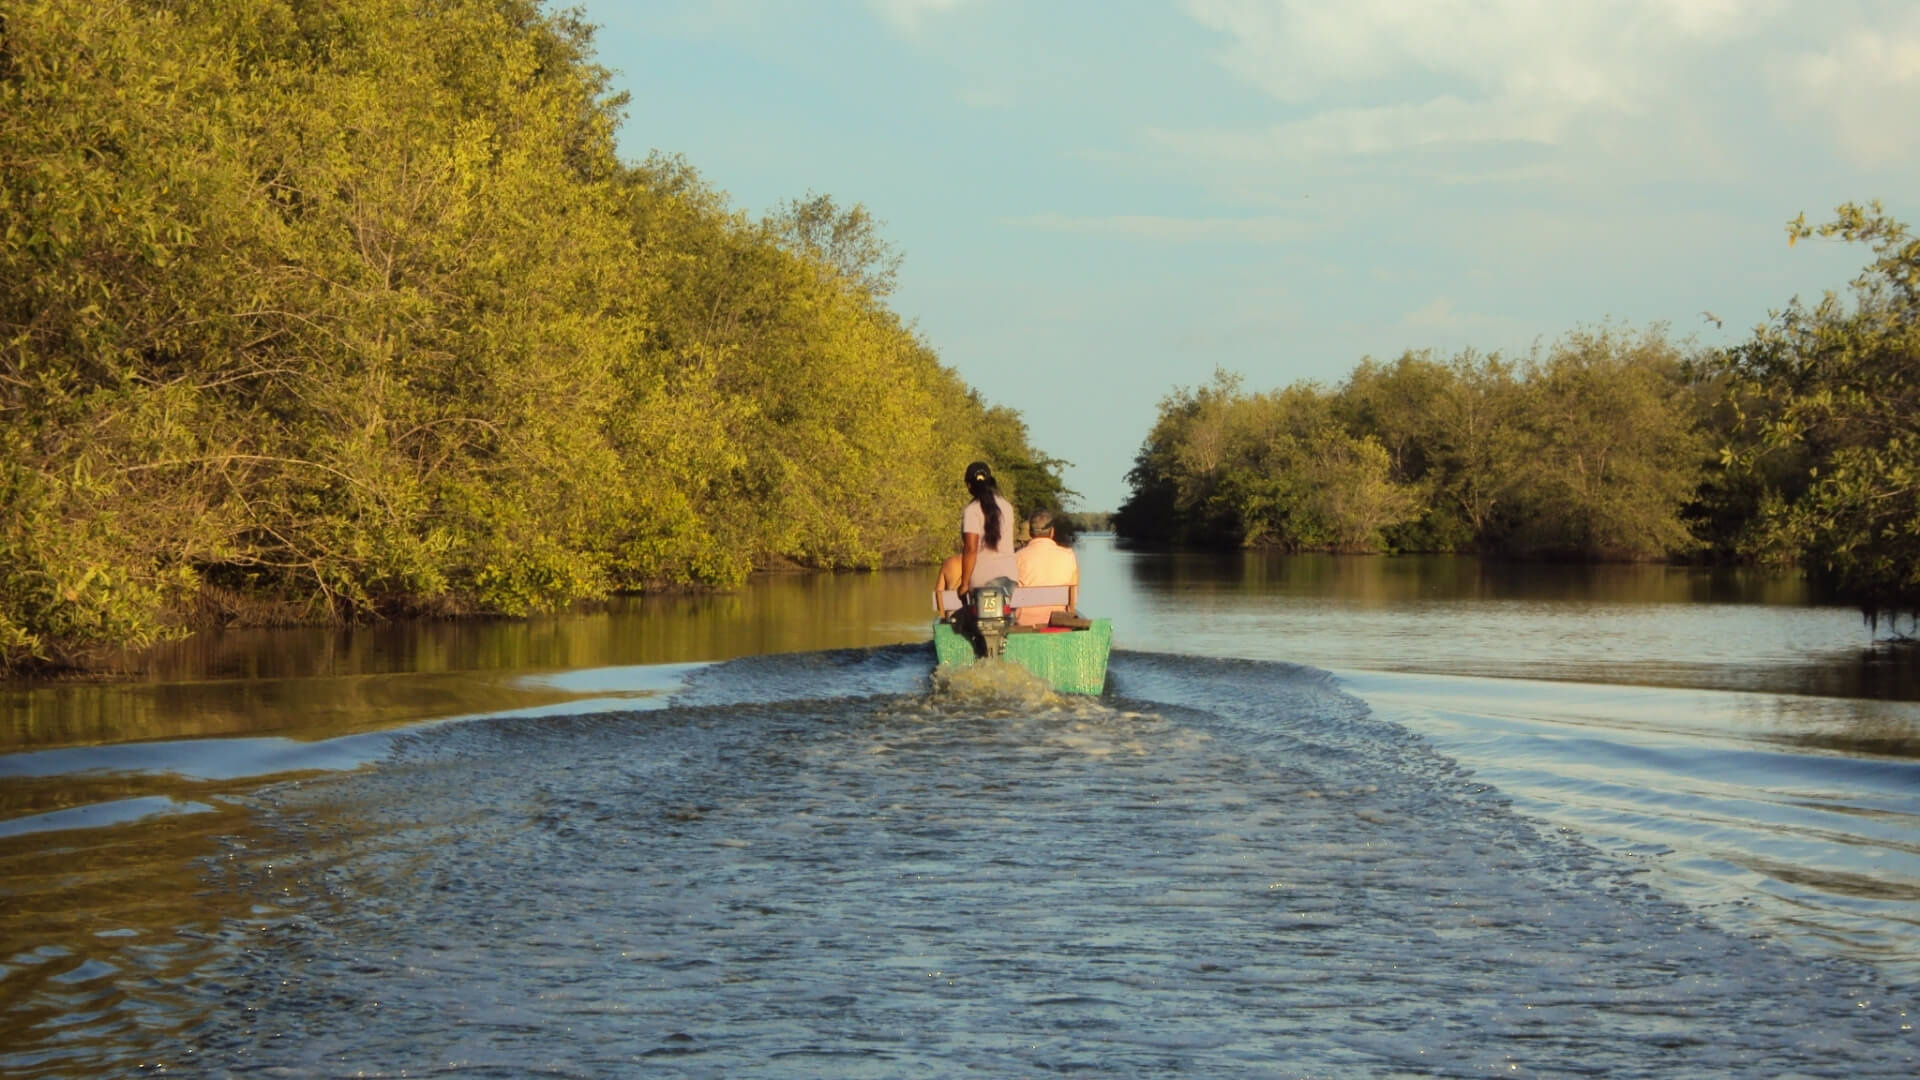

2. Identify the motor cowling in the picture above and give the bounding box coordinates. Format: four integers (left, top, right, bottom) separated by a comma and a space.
970, 583, 1013, 658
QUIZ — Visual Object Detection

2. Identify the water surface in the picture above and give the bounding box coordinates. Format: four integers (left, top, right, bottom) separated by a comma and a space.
2, 540, 1915, 1075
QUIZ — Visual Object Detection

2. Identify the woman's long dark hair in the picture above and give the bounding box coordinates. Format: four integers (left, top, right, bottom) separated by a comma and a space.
965, 463, 1002, 548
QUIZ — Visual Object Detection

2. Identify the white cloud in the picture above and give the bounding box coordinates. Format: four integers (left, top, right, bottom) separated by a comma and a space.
1383, 298, 1534, 354
1403, 297, 1501, 332
1182, 0, 1766, 106
1174, 0, 1779, 160
1003, 213, 1315, 244
868, 0, 975, 34
1149, 95, 1569, 162
1785, 13, 1920, 166
1405, 298, 1463, 330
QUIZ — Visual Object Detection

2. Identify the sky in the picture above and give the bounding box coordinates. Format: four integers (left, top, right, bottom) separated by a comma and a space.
576, 0, 1920, 510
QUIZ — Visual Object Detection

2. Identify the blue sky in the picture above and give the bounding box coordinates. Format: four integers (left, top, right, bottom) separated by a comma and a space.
579, 0, 1920, 510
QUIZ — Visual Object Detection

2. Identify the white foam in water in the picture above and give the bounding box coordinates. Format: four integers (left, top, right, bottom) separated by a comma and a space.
514, 661, 711, 698
928, 657, 1058, 710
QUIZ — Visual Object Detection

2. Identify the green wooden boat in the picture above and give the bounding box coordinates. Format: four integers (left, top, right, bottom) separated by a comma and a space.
932, 585, 1112, 695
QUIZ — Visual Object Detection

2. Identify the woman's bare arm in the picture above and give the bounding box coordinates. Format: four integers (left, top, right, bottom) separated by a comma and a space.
959, 532, 980, 599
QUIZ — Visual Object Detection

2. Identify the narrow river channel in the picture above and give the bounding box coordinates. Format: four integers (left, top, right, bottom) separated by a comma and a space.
2, 537, 1915, 1076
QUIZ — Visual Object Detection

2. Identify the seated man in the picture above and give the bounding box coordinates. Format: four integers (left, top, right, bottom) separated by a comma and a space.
1014, 510, 1078, 627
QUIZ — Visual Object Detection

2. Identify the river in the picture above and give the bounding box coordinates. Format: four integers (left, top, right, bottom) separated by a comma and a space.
1, 536, 1915, 1076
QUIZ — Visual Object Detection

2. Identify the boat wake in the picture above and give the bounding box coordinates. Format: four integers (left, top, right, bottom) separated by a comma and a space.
927, 655, 1061, 709
1, 646, 1913, 1077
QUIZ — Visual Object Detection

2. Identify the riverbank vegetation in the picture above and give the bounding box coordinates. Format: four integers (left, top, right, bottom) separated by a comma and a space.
1116, 202, 1919, 624
0, 0, 1069, 674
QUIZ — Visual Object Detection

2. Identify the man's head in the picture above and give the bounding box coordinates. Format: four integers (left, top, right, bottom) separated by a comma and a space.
1028, 510, 1054, 537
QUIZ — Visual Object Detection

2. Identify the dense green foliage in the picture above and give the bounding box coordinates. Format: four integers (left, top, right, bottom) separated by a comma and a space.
1707, 203, 1920, 623
0, 0, 1066, 672
1118, 328, 1706, 560
1118, 204, 1918, 624
1063, 511, 1113, 534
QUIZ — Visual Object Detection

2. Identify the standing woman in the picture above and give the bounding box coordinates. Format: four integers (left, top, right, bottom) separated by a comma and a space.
957, 460, 1018, 603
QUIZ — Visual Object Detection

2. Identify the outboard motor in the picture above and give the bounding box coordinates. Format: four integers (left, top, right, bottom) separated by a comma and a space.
968, 581, 1014, 659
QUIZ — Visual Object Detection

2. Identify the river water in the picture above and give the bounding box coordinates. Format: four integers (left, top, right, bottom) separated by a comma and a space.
1, 537, 1915, 1076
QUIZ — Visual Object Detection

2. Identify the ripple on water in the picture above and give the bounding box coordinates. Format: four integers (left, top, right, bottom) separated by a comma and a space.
5, 649, 1915, 1077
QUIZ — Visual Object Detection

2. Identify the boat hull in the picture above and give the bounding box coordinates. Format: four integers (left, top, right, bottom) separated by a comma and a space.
931, 619, 1113, 695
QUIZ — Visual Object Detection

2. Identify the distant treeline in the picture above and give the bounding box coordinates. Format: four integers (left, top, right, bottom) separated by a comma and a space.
1116, 203, 1920, 623
0, 0, 1069, 673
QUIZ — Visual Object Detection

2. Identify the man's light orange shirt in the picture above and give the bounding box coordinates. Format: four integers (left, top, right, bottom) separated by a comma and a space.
1015, 537, 1078, 626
